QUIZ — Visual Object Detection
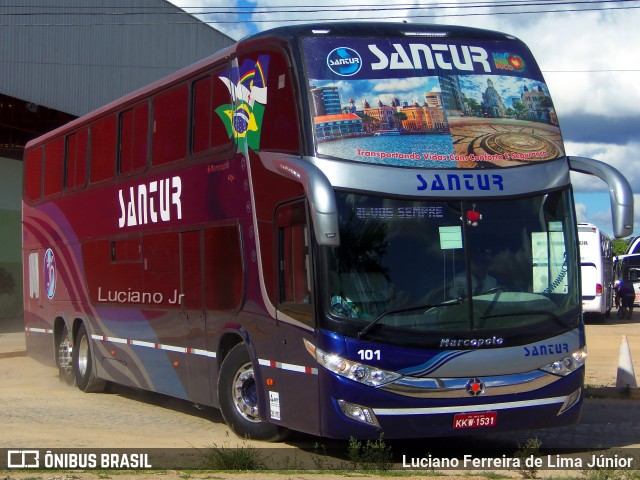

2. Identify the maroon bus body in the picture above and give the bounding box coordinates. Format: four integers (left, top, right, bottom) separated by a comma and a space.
23, 34, 320, 439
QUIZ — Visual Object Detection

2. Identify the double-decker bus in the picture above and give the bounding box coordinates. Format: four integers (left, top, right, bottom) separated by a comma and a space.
23, 23, 633, 441
578, 223, 614, 320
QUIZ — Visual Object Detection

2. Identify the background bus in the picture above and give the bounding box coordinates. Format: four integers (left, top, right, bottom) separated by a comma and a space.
22, 22, 634, 441
578, 223, 614, 321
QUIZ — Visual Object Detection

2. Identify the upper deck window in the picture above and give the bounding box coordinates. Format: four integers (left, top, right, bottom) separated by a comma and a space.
119, 102, 149, 175
192, 66, 235, 155
66, 128, 88, 191
153, 84, 188, 165
90, 115, 117, 184
24, 147, 43, 201
257, 50, 300, 154
44, 137, 65, 197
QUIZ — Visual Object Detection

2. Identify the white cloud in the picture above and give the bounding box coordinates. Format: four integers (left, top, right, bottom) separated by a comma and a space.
567, 141, 640, 194
575, 202, 588, 223
175, 2, 640, 122
576, 194, 640, 238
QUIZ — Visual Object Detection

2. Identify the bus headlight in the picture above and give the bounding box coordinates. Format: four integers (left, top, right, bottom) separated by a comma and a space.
304, 339, 401, 387
540, 348, 587, 376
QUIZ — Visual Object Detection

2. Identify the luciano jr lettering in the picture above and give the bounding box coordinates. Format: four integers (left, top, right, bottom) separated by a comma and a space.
118, 176, 182, 228
98, 287, 184, 305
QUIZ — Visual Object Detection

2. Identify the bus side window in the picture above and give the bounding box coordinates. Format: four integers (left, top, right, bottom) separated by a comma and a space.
192, 65, 234, 155
66, 128, 88, 191
276, 200, 313, 326
204, 225, 244, 311
192, 77, 212, 154
119, 102, 149, 175
254, 51, 300, 155
153, 84, 188, 165
44, 137, 65, 197
90, 114, 117, 184
24, 147, 43, 202
142, 232, 180, 307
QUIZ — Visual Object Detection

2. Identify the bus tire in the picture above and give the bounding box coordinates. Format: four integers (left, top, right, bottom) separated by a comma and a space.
218, 343, 289, 441
73, 323, 107, 393
56, 325, 75, 385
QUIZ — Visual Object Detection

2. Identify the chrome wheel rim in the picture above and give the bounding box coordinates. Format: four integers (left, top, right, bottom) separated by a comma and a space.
57, 331, 73, 375
231, 362, 260, 423
77, 334, 89, 377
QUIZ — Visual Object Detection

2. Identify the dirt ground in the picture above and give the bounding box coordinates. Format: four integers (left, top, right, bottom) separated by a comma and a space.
1, 316, 639, 480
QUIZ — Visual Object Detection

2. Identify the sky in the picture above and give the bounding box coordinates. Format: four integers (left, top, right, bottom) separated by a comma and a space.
169, 0, 640, 240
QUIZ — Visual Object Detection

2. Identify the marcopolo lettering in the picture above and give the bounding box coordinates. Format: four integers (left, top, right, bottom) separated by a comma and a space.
118, 176, 182, 228
440, 337, 504, 348
417, 173, 504, 192
368, 43, 491, 72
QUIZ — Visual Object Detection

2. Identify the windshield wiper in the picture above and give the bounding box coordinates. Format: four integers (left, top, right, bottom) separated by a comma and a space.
357, 298, 463, 339
480, 307, 579, 328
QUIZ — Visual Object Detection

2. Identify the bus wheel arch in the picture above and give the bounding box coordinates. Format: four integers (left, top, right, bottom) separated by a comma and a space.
54, 317, 75, 385
217, 341, 289, 441
72, 321, 107, 393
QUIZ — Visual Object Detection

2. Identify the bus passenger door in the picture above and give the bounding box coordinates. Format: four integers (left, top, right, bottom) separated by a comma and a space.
275, 200, 320, 435
181, 229, 211, 405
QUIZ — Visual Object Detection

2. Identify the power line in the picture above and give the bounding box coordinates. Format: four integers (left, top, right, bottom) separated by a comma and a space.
0, 0, 638, 25
0, 0, 637, 15
1, 0, 637, 11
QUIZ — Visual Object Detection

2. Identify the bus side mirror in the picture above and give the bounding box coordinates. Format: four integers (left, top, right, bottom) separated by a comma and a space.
260, 153, 340, 247
568, 156, 634, 239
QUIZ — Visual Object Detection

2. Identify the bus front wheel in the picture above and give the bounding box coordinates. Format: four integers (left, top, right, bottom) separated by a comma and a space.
218, 343, 289, 441
73, 323, 107, 393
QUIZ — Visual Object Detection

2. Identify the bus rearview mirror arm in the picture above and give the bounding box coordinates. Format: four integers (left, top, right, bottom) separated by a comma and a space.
261, 154, 341, 246
568, 156, 634, 238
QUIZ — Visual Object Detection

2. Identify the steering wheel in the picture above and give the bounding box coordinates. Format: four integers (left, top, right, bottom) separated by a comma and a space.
330, 296, 360, 318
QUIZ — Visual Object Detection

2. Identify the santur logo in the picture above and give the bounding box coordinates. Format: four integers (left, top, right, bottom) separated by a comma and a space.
327, 47, 362, 76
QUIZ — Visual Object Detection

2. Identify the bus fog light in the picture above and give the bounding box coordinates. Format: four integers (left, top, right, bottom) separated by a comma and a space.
338, 399, 379, 426
558, 388, 582, 415
540, 349, 587, 376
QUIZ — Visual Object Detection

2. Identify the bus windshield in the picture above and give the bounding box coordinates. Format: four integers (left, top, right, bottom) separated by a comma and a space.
325, 189, 579, 337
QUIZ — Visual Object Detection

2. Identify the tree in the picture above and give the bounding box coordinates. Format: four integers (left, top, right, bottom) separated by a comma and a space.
512, 100, 528, 119
613, 238, 631, 256
463, 97, 482, 117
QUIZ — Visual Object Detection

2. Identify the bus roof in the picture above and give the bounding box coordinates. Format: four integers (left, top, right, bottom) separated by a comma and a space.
616, 253, 640, 268
25, 22, 525, 151
242, 21, 520, 44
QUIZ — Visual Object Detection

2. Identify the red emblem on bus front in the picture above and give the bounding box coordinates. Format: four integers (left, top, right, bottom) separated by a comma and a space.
465, 377, 485, 396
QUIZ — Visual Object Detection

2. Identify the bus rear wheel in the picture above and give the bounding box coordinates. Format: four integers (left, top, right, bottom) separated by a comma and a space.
73, 323, 107, 393
56, 325, 75, 385
218, 343, 289, 441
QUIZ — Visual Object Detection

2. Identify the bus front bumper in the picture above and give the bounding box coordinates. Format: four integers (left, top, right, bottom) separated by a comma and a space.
318, 368, 584, 439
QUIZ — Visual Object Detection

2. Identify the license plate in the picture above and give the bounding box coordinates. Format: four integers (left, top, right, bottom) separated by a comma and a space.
453, 411, 497, 429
